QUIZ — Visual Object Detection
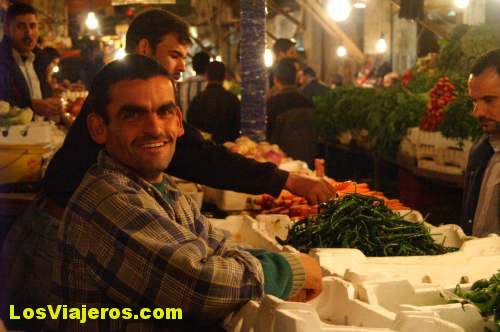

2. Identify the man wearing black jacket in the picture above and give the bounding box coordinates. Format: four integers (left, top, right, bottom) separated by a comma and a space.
460, 49, 500, 236
41, 9, 335, 209
0, 3, 61, 116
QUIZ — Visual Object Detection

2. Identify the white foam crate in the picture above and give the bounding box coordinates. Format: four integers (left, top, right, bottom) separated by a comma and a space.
226, 276, 473, 332
409, 128, 473, 174
203, 186, 256, 211
209, 215, 283, 252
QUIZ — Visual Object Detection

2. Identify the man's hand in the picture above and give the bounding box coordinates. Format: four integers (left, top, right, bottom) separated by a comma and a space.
284, 173, 336, 205
288, 253, 323, 302
32, 98, 63, 117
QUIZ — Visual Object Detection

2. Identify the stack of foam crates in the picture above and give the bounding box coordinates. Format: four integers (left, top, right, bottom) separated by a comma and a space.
209, 214, 499, 331
400, 127, 473, 175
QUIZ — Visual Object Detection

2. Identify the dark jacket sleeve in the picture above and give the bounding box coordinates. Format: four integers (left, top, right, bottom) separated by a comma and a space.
459, 135, 494, 235
42, 100, 289, 207
167, 122, 289, 196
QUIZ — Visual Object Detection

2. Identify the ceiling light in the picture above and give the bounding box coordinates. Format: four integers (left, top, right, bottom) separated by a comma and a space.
85, 12, 99, 30
264, 48, 274, 67
375, 34, 387, 54
454, 0, 469, 9
337, 45, 347, 57
327, 0, 352, 22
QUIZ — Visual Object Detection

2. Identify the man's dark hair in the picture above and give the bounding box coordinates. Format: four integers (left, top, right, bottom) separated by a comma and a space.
274, 58, 297, 85
470, 49, 500, 76
6, 2, 37, 25
206, 61, 225, 82
272, 38, 295, 56
303, 66, 316, 78
125, 9, 191, 53
192, 51, 210, 75
89, 54, 172, 122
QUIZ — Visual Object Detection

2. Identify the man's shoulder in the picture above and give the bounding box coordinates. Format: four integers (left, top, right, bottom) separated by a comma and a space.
69, 165, 142, 210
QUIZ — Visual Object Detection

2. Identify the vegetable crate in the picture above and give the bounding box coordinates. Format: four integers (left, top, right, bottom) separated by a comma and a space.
202, 186, 257, 211
209, 215, 283, 252
411, 128, 473, 175
226, 275, 495, 332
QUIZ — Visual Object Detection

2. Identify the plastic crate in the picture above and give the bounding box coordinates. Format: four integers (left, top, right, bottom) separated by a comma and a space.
226, 277, 472, 332
208, 215, 282, 252
202, 186, 256, 211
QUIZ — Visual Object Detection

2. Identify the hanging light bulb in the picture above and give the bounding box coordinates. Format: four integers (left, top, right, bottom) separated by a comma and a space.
114, 48, 126, 60
375, 33, 387, 54
52, 65, 60, 73
264, 48, 274, 67
353, 0, 367, 9
326, 0, 352, 22
215, 55, 222, 62
337, 45, 347, 57
454, 0, 469, 9
85, 12, 99, 30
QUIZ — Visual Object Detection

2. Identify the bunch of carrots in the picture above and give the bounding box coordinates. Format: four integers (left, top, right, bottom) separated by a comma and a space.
254, 178, 409, 219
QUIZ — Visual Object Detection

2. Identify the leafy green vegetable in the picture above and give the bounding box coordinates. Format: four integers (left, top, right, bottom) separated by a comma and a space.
276, 193, 457, 256
439, 95, 482, 141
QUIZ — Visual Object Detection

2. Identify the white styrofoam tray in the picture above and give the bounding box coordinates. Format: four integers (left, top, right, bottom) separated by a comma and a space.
208, 215, 283, 252
203, 186, 256, 211
226, 276, 478, 332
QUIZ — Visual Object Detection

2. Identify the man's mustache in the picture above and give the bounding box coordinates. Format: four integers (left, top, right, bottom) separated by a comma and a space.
478, 117, 500, 129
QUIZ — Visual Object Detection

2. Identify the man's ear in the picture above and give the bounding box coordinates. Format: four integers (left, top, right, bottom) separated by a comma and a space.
87, 113, 107, 145
137, 38, 152, 56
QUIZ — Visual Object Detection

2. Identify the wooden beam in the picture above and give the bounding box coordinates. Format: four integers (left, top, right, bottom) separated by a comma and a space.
267, 30, 278, 41
295, 0, 364, 64
268, 0, 305, 30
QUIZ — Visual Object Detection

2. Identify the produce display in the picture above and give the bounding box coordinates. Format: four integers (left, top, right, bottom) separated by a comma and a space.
0, 101, 33, 127
419, 77, 455, 132
451, 271, 500, 324
255, 179, 409, 219
223, 136, 288, 164
276, 193, 456, 256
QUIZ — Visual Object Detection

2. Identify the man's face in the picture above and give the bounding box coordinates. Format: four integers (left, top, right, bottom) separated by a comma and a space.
469, 67, 500, 135
6, 14, 38, 54
153, 34, 188, 81
97, 76, 184, 182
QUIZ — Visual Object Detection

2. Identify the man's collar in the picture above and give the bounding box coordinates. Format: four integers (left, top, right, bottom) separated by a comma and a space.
488, 133, 500, 153
12, 48, 35, 63
97, 150, 179, 194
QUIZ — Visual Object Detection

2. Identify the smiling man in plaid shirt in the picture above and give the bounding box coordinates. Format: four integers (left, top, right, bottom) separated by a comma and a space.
48, 55, 322, 331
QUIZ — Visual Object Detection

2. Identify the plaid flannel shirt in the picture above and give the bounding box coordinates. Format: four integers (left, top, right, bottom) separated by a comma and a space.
49, 151, 283, 331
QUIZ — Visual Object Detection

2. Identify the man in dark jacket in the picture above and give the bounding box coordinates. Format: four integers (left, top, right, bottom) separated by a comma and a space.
300, 66, 330, 103
0, 2, 61, 116
188, 61, 240, 144
460, 49, 500, 236
267, 59, 317, 167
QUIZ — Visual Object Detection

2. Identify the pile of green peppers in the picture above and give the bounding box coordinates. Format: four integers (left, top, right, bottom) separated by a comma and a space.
453, 271, 500, 327
277, 193, 457, 257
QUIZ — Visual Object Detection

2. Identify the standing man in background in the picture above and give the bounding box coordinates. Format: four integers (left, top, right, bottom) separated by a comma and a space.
461, 49, 500, 236
188, 60, 241, 144
178, 51, 210, 117
0, 2, 62, 116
